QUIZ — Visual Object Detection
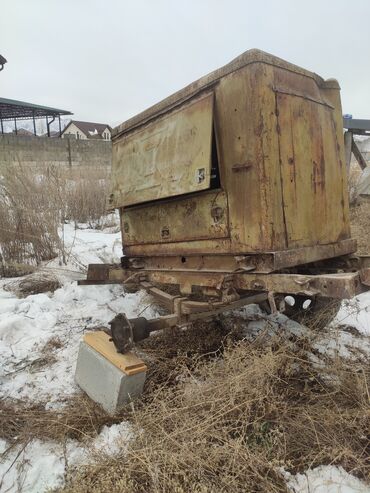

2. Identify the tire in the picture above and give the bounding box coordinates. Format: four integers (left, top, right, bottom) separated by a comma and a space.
282, 294, 341, 329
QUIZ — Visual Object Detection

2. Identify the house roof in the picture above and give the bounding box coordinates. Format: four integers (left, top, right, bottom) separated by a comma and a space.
62, 120, 111, 137
13, 127, 35, 136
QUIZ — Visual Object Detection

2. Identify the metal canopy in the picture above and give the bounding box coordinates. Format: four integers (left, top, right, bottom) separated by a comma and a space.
343, 117, 370, 134
343, 118, 370, 172
0, 97, 72, 121
0, 97, 72, 136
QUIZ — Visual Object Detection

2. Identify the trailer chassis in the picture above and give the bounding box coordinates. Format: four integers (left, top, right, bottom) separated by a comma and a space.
78, 253, 370, 353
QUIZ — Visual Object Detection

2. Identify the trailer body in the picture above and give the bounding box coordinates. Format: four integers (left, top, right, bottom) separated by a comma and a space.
109, 49, 352, 264
81, 50, 370, 352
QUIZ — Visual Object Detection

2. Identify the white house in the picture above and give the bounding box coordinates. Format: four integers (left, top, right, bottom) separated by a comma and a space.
61, 120, 112, 140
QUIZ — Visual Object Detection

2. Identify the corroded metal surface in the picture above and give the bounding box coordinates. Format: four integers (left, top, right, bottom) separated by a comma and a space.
110, 92, 214, 208
108, 314, 151, 354
121, 190, 229, 246
113, 56, 350, 258
144, 270, 366, 299
112, 49, 328, 139
80, 260, 370, 300
276, 89, 350, 248
108, 284, 268, 352
120, 239, 357, 274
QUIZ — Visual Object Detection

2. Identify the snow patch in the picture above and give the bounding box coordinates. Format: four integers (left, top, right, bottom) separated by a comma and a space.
313, 325, 370, 360
0, 283, 158, 406
0, 439, 66, 493
334, 292, 370, 336
285, 465, 370, 493
0, 421, 132, 493
0, 223, 159, 407
90, 421, 133, 456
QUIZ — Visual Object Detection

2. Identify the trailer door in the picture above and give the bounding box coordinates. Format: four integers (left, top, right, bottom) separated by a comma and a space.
276, 91, 348, 248
110, 92, 214, 208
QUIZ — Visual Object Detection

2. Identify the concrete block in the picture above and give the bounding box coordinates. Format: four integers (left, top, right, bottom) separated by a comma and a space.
75, 331, 147, 415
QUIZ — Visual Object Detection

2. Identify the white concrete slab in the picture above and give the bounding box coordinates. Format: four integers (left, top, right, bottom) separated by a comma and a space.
75, 341, 146, 415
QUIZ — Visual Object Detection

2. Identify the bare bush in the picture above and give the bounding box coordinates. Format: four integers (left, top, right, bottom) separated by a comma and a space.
0, 163, 113, 276
40, 164, 111, 228
0, 164, 61, 275
62, 166, 111, 228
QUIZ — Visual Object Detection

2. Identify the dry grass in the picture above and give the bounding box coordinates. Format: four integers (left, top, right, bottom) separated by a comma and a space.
3, 271, 61, 297
0, 319, 369, 493
0, 321, 232, 448
0, 164, 61, 272
62, 166, 111, 228
0, 262, 36, 278
52, 321, 368, 493
350, 200, 370, 254
0, 396, 122, 446
0, 163, 112, 277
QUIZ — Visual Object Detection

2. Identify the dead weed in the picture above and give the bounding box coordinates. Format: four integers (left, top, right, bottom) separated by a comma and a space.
0, 395, 125, 447
4, 272, 61, 297
350, 200, 370, 254
59, 326, 370, 493
1, 318, 369, 493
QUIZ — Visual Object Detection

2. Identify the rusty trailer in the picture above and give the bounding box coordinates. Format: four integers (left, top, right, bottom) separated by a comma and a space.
80, 49, 370, 352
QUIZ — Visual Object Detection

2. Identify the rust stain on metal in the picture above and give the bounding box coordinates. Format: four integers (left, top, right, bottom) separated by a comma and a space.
122, 190, 229, 246
110, 91, 214, 208
231, 162, 253, 172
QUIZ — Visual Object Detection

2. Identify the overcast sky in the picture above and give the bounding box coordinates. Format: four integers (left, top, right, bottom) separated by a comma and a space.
2, 0, 370, 129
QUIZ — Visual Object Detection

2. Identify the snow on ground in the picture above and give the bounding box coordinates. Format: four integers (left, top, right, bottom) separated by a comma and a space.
285, 466, 370, 493
235, 302, 370, 361
0, 282, 158, 405
0, 222, 158, 492
54, 221, 123, 279
1, 222, 370, 492
0, 438, 67, 493
313, 323, 370, 360
312, 292, 370, 360
0, 421, 132, 493
0, 222, 159, 407
236, 303, 307, 338
333, 292, 370, 336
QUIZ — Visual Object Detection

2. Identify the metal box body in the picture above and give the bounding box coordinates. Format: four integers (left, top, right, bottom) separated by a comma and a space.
110, 50, 351, 262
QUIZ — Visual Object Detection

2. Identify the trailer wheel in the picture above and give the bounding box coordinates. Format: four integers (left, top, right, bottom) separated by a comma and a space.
282, 295, 342, 329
